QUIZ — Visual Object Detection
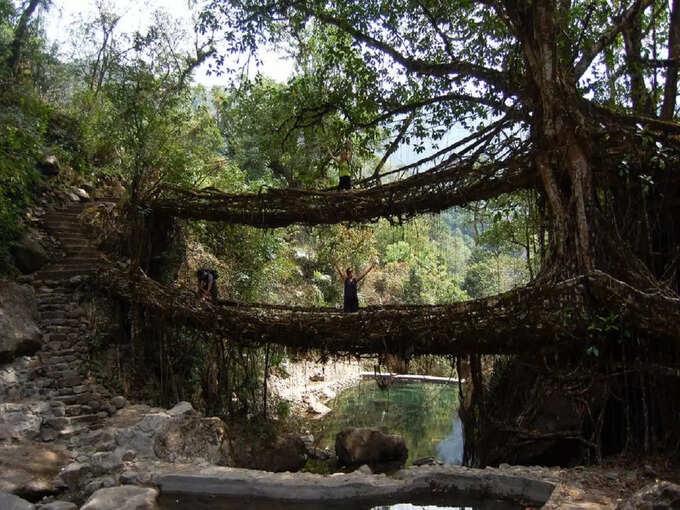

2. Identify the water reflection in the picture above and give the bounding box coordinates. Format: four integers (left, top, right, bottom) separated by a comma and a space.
160, 495, 520, 510
372, 506, 483, 510
310, 381, 463, 466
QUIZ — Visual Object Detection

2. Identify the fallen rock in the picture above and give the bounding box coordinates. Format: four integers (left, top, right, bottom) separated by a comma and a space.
617, 480, 680, 509
306, 395, 331, 415
91, 451, 123, 475
110, 396, 126, 409
59, 462, 93, 491
0, 402, 50, 440
167, 401, 194, 416
112, 402, 197, 459
114, 411, 172, 458
308, 447, 332, 460
81, 486, 159, 510
0, 280, 42, 363
0, 491, 35, 510
412, 456, 442, 466
12, 231, 49, 274
335, 428, 408, 470
74, 188, 90, 200
229, 433, 308, 472
154, 415, 229, 465
39, 155, 60, 176
36, 502, 77, 510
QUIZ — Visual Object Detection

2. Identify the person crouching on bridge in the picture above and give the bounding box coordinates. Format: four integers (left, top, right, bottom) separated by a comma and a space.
197, 268, 218, 303
333, 259, 375, 312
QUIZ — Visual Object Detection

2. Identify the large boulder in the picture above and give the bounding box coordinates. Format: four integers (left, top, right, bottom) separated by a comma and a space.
113, 402, 197, 459
12, 231, 49, 274
617, 481, 680, 509
335, 428, 408, 470
0, 443, 70, 501
39, 155, 60, 176
113, 411, 173, 458
154, 414, 230, 465
229, 433, 308, 472
0, 402, 51, 441
0, 281, 41, 363
0, 491, 34, 510
80, 486, 158, 510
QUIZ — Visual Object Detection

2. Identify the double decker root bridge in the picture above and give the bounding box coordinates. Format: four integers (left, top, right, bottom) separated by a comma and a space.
97, 266, 680, 357
150, 158, 534, 227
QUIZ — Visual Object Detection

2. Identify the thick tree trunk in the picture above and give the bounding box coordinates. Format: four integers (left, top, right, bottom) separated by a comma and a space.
8, 0, 42, 76
518, 1, 597, 281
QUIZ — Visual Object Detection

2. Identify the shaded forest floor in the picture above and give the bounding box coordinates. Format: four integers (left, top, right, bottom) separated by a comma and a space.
510, 455, 680, 508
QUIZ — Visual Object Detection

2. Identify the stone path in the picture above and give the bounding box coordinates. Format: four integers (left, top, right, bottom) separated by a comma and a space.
28, 199, 117, 440
38, 200, 107, 281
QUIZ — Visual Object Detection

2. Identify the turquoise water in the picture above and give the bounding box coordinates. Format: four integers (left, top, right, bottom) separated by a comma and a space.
309, 380, 464, 466
158, 382, 524, 510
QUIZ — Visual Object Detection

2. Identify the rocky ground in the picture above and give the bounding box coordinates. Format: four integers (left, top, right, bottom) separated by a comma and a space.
267, 356, 366, 417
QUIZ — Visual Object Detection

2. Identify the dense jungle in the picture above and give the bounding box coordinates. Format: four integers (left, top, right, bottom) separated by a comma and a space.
2, 0, 680, 508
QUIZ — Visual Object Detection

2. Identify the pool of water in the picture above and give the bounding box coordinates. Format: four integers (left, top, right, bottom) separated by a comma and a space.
159, 494, 521, 510
309, 380, 464, 466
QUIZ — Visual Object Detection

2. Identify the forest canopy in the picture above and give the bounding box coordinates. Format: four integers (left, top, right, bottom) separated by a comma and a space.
198, 0, 680, 293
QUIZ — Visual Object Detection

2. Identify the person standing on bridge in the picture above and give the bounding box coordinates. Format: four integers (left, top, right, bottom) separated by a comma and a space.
333, 259, 376, 312
327, 139, 353, 190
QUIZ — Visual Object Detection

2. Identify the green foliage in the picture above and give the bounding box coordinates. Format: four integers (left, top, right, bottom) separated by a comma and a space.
0, 82, 48, 267
214, 75, 380, 187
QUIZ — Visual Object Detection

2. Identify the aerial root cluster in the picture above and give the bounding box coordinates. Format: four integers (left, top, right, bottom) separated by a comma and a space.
95, 265, 680, 357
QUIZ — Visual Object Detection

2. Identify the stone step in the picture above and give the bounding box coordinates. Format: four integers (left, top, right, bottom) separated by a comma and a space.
46, 223, 84, 230
38, 303, 70, 312
43, 327, 82, 337
69, 413, 102, 425
65, 404, 94, 416
40, 320, 82, 330
45, 348, 80, 357
49, 229, 87, 237
38, 285, 71, 292
54, 373, 86, 387
39, 258, 102, 269
40, 310, 72, 320
37, 268, 100, 280
61, 256, 102, 263
54, 236, 91, 243
36, 296, 70, 306
52, 394, 83, 405
61, 242, 95, 249
40, 360, 73, 372
46, 212, 82, 219
40, 353, 80, 365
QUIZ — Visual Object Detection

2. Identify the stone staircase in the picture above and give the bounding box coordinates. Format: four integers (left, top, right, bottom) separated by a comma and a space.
28, 198, 119, 441
37, 200, 107, 281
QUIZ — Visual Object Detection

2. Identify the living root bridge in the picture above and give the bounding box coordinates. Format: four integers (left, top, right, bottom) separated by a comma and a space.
96, 267, 680, 356
151, 160, 533, 228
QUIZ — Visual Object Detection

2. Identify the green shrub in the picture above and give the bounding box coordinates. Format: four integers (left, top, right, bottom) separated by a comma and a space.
0, 84, 48, 269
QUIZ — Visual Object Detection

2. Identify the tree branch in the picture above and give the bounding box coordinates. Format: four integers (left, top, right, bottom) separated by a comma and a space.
574, 0, 654, 79
291, 1, 515, 94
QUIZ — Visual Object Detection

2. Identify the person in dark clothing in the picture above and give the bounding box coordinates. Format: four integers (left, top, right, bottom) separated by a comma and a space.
332, 259, 376, 312
197, 268, 218, 302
